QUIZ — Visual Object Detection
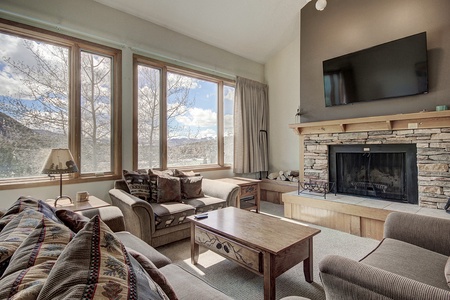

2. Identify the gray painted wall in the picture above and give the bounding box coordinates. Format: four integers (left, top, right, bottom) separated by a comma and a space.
300, 0, 450, 122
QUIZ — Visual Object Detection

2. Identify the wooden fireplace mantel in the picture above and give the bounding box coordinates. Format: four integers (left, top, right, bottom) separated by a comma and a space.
289, 110, 450, 135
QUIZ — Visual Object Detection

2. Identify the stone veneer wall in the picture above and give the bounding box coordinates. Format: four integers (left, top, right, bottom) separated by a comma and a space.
303, 128, 450, 209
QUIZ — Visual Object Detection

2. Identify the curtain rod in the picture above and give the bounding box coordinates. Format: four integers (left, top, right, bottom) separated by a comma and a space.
0, 9, 236, 81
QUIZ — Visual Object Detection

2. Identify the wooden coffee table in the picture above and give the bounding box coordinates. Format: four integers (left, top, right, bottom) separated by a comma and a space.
188, 207, 321, 300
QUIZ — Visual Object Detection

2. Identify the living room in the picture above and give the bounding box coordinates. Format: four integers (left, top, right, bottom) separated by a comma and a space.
0, 0, 450, 299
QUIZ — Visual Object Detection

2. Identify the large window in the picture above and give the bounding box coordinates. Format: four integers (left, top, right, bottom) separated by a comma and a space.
0, 20, 121, 186
134, 55, 234, 170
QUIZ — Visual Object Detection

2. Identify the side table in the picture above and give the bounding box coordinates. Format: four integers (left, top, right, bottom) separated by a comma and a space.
216, 177, 261, 212
46, 195, 110, 212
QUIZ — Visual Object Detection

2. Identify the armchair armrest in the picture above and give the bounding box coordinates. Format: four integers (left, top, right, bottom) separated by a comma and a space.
319, 255, 450, 300
109, 189, 155, 245
202, 178, 240, 207
384, 212, 450, 256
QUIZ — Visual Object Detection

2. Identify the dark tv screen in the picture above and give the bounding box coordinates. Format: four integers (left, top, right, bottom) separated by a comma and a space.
323, 32, 428, 107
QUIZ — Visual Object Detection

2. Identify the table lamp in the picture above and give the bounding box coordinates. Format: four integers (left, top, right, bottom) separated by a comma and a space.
42, 148, 78, 205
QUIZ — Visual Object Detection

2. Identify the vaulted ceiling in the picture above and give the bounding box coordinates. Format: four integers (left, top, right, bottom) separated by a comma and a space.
94, 0, 309, 64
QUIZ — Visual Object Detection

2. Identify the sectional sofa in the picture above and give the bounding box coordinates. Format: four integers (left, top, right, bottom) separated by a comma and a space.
0, 196, 232, 299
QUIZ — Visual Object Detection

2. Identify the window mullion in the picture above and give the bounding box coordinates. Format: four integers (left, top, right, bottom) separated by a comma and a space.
218, 81, 224, 167
69, 44, 81, 179
161, 66, 168, 170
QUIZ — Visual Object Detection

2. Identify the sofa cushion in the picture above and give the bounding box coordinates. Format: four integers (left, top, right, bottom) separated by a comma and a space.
445, 257, 450, 288
183, 196, 226, 213
360, 238, 449, 290
180, 176, 204, 199
0, 217, 74, 299
37, 215, 168, 300
152, 202, 195, 230
123, 169, 152, 202
157, 176, 182, 203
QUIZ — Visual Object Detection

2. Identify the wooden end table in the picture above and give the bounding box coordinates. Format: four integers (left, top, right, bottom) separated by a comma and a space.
46, 195, 110, 212
216, 177, 261, 212
188, 207, 321, 300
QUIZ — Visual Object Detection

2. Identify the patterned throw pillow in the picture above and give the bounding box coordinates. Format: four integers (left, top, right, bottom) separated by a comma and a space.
123, 169, 151, 202
37, 215, 168, 300
157, 176, 182, 203
0, 217, 74, 299
180, 176, 204, 199
0, 209, 46, 276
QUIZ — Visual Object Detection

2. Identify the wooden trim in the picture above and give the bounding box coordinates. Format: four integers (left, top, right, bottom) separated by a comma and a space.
131, 54, 233, 170
0, 18, 123, 188
289, 110, 450, 135
218, 82, 224, 166
132, 56, 139, 170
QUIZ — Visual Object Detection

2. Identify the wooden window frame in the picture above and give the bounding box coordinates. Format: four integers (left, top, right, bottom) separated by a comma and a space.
0, 18, 122, 190
133, 54, 234, 172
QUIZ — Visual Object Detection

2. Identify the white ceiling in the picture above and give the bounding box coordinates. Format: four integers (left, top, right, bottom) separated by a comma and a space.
94, 0, 310, 64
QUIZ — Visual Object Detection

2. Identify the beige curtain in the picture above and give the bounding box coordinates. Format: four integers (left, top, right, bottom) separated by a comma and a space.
233, 76, 268, 174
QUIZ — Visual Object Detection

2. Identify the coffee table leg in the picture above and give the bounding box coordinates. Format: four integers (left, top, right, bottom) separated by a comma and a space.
263, 252, 275, 300
190, 223, 199, 264
303, 238, 313, 283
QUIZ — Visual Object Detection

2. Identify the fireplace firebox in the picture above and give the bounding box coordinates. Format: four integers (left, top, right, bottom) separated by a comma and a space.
329, 144, 418, 204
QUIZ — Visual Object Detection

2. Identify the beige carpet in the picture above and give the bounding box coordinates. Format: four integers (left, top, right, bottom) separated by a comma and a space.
157, 202, 379, 300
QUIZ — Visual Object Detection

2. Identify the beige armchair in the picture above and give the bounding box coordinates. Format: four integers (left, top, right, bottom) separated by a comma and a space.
319, 212, 450, 299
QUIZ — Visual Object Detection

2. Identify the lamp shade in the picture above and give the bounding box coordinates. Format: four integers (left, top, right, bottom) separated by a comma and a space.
42, 148, 78, 174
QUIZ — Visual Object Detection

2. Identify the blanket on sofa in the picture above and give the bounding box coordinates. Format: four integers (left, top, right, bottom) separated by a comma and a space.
0, 196, 171, 299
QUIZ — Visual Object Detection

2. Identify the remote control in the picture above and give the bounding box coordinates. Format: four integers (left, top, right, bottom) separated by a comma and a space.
194, 213, 208, 219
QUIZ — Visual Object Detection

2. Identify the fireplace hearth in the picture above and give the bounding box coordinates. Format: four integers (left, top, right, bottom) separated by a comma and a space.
329, 144, 418, 204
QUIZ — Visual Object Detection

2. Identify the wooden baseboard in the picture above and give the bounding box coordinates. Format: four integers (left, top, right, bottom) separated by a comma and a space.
260, 179, 297, 204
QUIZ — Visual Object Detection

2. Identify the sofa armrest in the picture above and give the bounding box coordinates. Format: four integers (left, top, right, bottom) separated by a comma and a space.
384, 212, 450, 256
78, 206, 126, 232
202, 178, 240, 207
109, 189, 155, 245
319, 255, 450, 300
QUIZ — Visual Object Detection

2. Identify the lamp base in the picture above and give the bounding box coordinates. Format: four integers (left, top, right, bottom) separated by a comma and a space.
54, 195, 73, 207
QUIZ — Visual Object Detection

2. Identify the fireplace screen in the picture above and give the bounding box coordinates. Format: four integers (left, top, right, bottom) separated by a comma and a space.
336, 152, 405, 200
328, 144, 418, 204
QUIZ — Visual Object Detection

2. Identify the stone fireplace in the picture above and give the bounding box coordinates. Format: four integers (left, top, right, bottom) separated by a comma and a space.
290, 111, 450, 209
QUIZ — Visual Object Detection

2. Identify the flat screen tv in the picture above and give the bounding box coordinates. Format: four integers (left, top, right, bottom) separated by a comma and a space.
323, 32, 428, 107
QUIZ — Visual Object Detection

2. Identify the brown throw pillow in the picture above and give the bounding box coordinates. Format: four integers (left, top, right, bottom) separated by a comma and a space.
126, 247, 178, 300
123, 169, 151, 202
173, 169, 196, 177
56, 209, 90, 233
157, 176, 182, 203
148, 169, 177, 203
180, 176, 204, 199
